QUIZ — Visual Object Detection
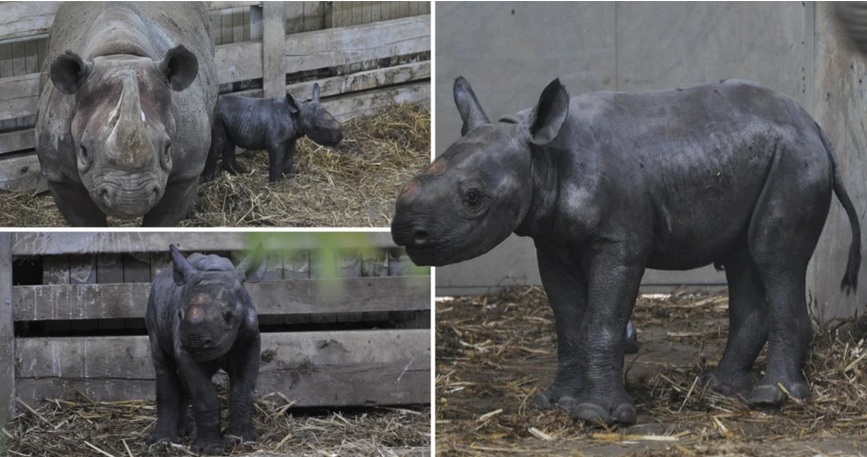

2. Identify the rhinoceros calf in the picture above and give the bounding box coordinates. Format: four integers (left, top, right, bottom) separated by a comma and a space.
36, 2, 218, 226
202, 83, 343, 183
145, 245, 265, 454
392, 77, 861, 425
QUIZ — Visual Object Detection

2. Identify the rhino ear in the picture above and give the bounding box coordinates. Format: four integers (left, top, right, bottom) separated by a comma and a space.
454, 76, 490, 136
285, 93, 300, 114
523, 78, 569, 146
236, 243, 266, 283
50, 51, 92, 95
312, 82, 321, 102
169, 244, 195, 286
157, 45, 198, 92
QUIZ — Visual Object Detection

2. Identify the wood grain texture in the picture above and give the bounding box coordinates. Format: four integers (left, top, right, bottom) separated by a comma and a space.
262, 2, 286, 98
0, 234, 13, 420
16, 330, 430, 407
13, 276, 430, 321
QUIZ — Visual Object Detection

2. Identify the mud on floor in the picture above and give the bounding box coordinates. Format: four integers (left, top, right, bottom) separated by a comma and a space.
436, 288, 867, 456
5, 394, 430, 456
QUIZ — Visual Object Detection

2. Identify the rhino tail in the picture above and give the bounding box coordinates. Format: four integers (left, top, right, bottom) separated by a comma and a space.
818, 124, 861, 294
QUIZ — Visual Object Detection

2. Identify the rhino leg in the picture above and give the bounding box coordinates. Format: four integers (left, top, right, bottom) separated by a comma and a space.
742, 155, 828, 407
141, 179, 197, 227
201, 118, 224, 182
568, 249, 644, 426
532, 244, 587, 412
700, 244, 766, 396
146, 344, 184, 445
176, 354, 223, 455
47, 181, 108, 227
281, 142, 296, 177
222, 335, 260, 445
266, 143, 287, 183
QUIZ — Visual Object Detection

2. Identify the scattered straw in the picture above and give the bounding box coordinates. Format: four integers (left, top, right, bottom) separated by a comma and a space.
0, 103, 430, 228
7, 393, 429, 456
436, 287, 867, 456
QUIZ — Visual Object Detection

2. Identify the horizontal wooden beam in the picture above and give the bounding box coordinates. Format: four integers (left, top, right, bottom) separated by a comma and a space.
326, 81, 430, 121
16, 329, 430, 407
283, 15, 430, 75
0, 74, 39, 122
13, 276, 430, 321
0, 129, 35, 155
0, 152, 44, 192
206, 1, 261, 11
12, 232, 400, 255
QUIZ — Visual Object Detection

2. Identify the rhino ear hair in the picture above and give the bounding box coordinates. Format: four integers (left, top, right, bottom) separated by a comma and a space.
169, 244, 194, 286
524, 78, 569, 146
236, 243, 266, 283
158, 45, 198, 91
285, 93, 300, 114
312, 82, 321, 102
454, 76, 490, 136
50, 51, 92, 95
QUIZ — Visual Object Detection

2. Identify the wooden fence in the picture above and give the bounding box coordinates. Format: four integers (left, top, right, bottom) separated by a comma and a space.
0, 232, 431, 417
0, 1, 431, 191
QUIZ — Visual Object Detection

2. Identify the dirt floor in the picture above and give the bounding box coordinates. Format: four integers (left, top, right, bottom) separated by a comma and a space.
436, 288, 867, 456
0, 103, 430, 228
5, 393, 430, 457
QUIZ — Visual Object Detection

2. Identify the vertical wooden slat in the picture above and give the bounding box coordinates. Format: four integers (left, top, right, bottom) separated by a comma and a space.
36, 37, 47, 73
343, 2, 352, 26
123, 254, 151, 283
302, 1, 322, 31
262, 2, 286, 98
351, 2, 362, 25
96, 254, 124, 283
0, 43, 13, 132
243, 7, 251, 41
11, 41, 25, 129
285, 2, 304, 34
232, 7, 245, 43
409, 1, 419, 16
0, 233, 13, 421
250, 5, 263, 40
210, 10, 222, 45
400, 1, 410, 18
282, 251, 310, 325
324, 1, 333, 28
419, 1, 430, 15
362, 249, 389, 322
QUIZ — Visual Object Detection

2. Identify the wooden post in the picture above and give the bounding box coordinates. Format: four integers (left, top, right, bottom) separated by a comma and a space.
262, 2, 286, 98
249, 5, 263, 40
0, 233, 14, 422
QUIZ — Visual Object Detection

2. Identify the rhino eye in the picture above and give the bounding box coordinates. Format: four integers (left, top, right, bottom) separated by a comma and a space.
223, 310, 232, 323
464, 188, 482, 207
164, 143, 171, 157
80, 146, 89, 159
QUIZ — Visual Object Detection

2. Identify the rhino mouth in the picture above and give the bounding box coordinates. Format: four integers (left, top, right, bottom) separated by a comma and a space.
85, 172, 166, 219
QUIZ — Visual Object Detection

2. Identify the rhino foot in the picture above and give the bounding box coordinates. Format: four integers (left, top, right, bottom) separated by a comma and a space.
568, 395, 636, 426
699, 368, 757, 397
145, 432, 181, 446
191, 436, 224, 455
533, 383, 582, 411
222, 427, 255, 446
746, 381, 810, 407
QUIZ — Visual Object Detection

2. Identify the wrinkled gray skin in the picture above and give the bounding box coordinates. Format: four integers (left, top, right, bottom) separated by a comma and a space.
392, 77, 862, 425
145, 245, 266, 454
202, 83, 343, 183
36, 2, 218, 226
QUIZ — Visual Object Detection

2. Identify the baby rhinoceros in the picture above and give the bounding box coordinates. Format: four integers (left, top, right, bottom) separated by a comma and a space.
145, 245, 266, 454
202, 83, 343, 182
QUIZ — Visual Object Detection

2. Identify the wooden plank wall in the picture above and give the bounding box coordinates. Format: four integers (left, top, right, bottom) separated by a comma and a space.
7, 232, 431, 409
0, 1, 431, 191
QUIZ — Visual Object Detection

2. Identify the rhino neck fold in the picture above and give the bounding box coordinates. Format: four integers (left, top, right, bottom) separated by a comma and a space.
514, 147, 558, 239
106, 71, 150, 169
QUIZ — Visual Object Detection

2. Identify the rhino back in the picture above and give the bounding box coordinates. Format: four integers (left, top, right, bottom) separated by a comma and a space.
37, 2, 217, 183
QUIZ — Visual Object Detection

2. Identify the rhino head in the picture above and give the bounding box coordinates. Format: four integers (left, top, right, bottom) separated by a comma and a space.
287, 82, 343, 147
49, 45, 199, 219
169, 244, 265, 362
391, 76, 570, 266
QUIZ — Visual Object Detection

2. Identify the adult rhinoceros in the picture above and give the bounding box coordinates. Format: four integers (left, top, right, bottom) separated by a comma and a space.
35, 2, 218, 226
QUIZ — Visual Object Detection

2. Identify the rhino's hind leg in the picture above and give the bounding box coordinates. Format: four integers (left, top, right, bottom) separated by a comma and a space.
742, 150, 828, 407
532, 245, 587, 412
700, 244, 767, 396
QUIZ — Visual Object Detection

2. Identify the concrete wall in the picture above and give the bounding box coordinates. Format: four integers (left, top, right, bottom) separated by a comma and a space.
435, 2, 867, 321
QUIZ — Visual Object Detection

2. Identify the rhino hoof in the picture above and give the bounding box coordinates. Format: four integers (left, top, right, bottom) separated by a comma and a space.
532, 391, 557, 410
699, 369, 755, 397
746, 385, 786, 407
145, 432, 180, 445
613, 403, 637, 424
570, 402, 612, 425
191, 438, 223, 455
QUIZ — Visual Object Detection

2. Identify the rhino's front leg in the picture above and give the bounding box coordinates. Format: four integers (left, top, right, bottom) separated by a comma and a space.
47, 181, 108, 227
223, 334, 260, 445
176, 353, 223, 455
533, 244, 587, 411
571, 248, 645, 425
266, 143, 287, 183
142, 178, 198, 227
146, 344, 185, 445
282, 142, 296, 177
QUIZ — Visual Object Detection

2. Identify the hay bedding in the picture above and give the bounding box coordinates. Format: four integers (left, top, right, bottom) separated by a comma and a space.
0, 104, 430, 227
436, 288, 867, 456
5, 393, 430, 456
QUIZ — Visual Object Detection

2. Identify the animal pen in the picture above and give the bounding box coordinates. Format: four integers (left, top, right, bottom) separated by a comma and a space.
0, 1, 431, 192
0, 232, 431, 422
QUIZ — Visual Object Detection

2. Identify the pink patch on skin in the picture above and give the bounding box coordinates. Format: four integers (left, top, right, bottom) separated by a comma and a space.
426, 159, 447, 175
400, 179, 420, 202
186, 306, 205, 324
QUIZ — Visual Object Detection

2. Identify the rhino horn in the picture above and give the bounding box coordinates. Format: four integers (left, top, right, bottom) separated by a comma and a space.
107, 71, 149, 168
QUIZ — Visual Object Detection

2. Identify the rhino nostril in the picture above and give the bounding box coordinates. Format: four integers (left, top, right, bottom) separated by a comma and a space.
150, 184, 162, 200
413, 229, 429, 245
98, 185, 111, 204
